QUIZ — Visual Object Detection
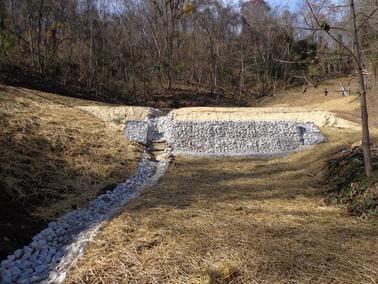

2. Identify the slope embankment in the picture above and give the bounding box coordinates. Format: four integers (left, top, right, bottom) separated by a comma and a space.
0, 86, 142, 260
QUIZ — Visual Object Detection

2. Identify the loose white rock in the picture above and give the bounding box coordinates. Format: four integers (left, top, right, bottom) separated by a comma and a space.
0, 109, 171, 284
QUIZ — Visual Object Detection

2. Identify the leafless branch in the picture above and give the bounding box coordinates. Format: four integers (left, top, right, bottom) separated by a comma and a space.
273, 58, 308, 64
357, 8, 378, 31
305, 0, 360, 66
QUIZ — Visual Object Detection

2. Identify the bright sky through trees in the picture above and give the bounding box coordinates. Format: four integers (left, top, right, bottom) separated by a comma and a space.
268, 0, 300, 10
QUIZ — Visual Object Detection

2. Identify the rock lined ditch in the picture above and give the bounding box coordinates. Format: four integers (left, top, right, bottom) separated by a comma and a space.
0, 110, 171, 284
1, 107, 328, 284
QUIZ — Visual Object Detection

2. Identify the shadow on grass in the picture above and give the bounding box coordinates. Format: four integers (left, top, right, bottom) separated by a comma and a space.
116, 153, 378, 282
125, 154, 327, 212
69, 149, 378, 282
0, 124, 131, 260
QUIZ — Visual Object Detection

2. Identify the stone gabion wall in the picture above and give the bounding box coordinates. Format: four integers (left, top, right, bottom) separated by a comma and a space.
169, 120, 326, 156
125, 111, 327, 156
125, 115, 172, 145
125, 121, 149, 145
147, 116, 172, 142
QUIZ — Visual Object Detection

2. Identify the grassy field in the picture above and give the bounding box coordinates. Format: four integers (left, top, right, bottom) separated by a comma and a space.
0, 85, 142, 259
66, 128, 378, 283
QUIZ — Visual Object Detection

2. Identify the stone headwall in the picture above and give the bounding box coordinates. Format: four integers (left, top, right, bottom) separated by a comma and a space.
125, 121, 149, 145
169, 120, 325, 156
125, 108, 327, 156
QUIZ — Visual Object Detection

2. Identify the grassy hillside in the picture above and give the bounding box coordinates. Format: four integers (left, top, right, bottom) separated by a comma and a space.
259, 76, 378, 127
0, 85, 142, 259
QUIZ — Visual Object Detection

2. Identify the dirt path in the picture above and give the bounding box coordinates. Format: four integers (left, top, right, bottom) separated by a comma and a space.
67, 129, 377, 283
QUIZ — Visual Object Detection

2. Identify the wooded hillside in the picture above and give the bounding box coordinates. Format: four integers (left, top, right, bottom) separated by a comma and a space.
0, 0, 377, 103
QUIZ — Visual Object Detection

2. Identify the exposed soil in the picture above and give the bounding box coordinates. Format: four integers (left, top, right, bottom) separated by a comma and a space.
0, 86, 141, 259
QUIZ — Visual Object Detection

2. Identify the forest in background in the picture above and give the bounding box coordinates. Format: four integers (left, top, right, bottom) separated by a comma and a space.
0, 0, 377, 103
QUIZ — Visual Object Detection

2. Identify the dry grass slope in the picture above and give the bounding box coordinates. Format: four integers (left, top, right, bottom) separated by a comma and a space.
67, 128, 378, 283
259, 76, 378, 128
66, 77, 378, 283
0, 85, 142, 259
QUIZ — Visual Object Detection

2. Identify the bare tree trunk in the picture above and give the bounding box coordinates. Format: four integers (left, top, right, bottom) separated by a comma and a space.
210, 42, 216, 94
350, 0, 373, 176
10, 0, 21, 57
89, 12, 94, 88
36, 0, 45, 73
307, 0, 374, 177
239, 58, 245, 100
27, 0, 36, 69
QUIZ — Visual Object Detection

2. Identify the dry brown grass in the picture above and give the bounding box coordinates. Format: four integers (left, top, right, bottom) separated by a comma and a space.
67, 128, 378, 283
259, 77, 378, 128
0, 85, 142, 258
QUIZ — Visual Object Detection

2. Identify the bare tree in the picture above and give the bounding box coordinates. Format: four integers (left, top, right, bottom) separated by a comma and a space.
350, 0, 374, 176
0, 0, 376, 108
306, 0, 375, 176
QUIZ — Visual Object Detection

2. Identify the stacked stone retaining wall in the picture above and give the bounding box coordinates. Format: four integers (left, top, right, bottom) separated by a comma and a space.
125, 109, 327, 156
